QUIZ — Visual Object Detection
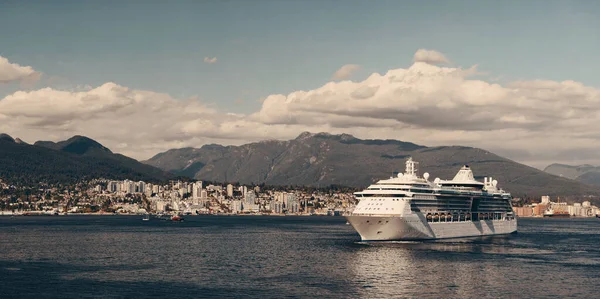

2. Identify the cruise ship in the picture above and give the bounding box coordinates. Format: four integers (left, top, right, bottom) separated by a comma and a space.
346, 158, 517, 241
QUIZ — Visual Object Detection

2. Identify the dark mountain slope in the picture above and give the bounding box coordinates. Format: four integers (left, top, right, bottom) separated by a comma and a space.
0, 134, 173, 184
144, 132, 600, 197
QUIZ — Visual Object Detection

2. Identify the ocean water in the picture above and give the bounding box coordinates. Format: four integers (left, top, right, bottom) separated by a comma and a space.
0, 216, 598, 298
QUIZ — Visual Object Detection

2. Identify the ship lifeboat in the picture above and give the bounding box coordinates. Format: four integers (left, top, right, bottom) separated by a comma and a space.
426, 214, 432, 221
446, 214, 453, 221
433, 214, 439, 221
465, 214, 471, 221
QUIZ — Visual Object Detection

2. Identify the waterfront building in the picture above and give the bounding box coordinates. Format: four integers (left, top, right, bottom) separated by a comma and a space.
270, 201, 283, 214
245, 191, 256, 205
513, 206, 533, 217
231, 200, 242, 213
533, 204, 548, 216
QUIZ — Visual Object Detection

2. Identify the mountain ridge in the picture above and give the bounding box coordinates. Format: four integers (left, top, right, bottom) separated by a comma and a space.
144, 132, 600, 198
0, 133, 173, 184
544, 163, 600, 186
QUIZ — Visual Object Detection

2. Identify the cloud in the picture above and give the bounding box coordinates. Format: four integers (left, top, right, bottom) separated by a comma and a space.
0, 56, 40, 83
413, 49, 449, 65
204, 57, 217, 64
332, 64, 360, 80
251, 50, 600, 168
0, 82, 302, 160
4, 49, 600, 169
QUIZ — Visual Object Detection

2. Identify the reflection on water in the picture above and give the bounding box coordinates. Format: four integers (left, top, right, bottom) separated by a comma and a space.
0, 216, 599, 298
347, 218, 600, 298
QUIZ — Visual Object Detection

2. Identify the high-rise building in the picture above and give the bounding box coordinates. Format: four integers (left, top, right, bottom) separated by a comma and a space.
227, 184, 234, 197
192, 182, 203, 199
122, 180, 135, 194
231, 200, 242, 213
270, 201, 283, 214
108, 181, 118, 193
288, 201, 300, 214
541, 196, 550, 204
245, 191, 256, 205
285, 193, 299, 214
284, 193, 297, 207
274, 192, 285, 202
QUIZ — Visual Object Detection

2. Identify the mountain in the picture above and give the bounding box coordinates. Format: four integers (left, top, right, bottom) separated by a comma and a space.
34, 135, 111, 155
544, 163, 600, 186
143, 132, 600, 197
0, 133, 15, 143
0, 134, 173, 184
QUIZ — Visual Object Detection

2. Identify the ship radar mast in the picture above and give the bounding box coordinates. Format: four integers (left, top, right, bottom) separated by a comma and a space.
405, 157, 418, 177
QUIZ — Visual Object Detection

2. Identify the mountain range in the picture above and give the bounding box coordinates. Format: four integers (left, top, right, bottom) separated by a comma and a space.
143, 132, 600, 198
3, 131, 600, 200
0, 133, 173, 184
544, 164, 600, 187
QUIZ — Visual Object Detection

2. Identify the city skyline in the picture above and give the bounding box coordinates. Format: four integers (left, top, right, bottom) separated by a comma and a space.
2, 1, 600, 169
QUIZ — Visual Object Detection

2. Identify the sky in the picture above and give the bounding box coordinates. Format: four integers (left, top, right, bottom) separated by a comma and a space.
1, 0, 600, 169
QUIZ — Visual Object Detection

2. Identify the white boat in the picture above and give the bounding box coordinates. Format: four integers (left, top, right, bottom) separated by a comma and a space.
346, 158, 517, 241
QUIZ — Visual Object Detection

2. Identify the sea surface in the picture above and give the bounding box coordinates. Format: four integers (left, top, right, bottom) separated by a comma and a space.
0, 216, 598, 298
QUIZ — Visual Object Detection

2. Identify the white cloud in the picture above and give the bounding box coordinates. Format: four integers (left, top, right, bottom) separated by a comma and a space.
0, 56, 40, 83
0, 82, 302, 160
332, 64, 361, 80
252, 49, 600, 168
413, 49, 449, 65
204, 57, 217, 64
4, 49, 600, 169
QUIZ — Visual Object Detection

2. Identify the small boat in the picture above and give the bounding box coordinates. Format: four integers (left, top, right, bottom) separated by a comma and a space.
142, 214, 150, 221
170, 214, 184, 222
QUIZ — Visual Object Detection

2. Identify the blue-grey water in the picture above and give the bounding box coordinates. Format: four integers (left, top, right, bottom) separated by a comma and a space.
0, 216, 598, 298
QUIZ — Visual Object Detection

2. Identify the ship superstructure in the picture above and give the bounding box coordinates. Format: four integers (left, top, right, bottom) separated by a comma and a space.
345, 158, 517, 241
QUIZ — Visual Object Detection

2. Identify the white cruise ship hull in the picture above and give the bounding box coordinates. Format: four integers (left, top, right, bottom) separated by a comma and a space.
346, 214, 518, 241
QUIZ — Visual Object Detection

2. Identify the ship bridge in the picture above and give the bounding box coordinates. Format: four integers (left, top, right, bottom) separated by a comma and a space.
354, 157, 435, 197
